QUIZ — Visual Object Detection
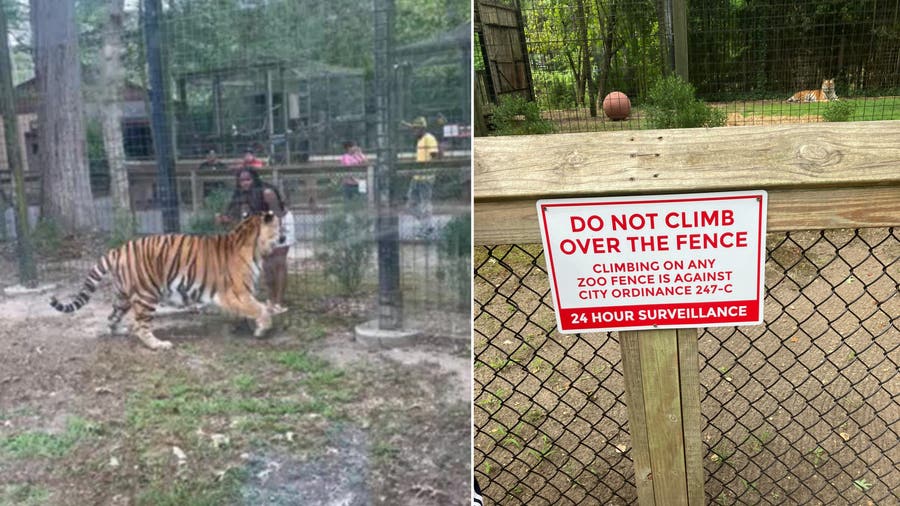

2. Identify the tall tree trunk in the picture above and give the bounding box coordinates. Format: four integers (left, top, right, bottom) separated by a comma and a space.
575, 0, 594, 115
656, 0, 674, 75
565, 51, 585, 106
101, 0, 130, 215
0, 5, 37, 285
592, 0, 618, 117
30, 0, 96, 231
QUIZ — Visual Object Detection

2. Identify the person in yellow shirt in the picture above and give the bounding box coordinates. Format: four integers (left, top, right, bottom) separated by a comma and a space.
402, 116, 441, 238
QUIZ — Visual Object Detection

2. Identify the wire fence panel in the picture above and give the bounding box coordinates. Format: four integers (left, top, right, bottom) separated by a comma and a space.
474, 228, 899, 505
476, 0, 900, 135
0, 0, 472, 324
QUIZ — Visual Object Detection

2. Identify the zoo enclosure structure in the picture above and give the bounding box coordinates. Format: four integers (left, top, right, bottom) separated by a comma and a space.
476, 0, 900, 133
473, 121, 899, 504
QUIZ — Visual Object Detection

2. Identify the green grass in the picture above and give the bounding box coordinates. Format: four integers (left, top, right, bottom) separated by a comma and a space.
232, 373, 257, 392
0, 416, 100, 459
136, 468, 246, 506
117, 345, 366, 505
127, 351, 355, 434
0, 484, 51, 506
722, 96, 900, 121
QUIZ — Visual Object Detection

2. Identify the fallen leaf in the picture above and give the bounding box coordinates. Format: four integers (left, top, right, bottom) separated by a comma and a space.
172, 446, 187, 462
839, 432, 850, 441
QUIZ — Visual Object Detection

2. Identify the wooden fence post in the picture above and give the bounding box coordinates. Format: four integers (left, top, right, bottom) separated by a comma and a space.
621, 328, 703, 506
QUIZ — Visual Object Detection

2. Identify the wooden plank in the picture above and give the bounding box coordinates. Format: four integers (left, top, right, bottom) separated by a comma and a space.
474, 185, 900, 245
474, 121, 900, 200
619, 331, 656, 506
638, 330, 689, 506
677, 328, 704, 506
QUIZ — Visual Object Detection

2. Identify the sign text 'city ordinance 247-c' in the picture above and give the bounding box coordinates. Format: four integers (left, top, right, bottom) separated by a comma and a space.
537, 191, 768, 333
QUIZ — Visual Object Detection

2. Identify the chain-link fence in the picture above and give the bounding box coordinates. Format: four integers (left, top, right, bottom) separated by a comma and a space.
476, 0, 900, 134
474, 227, 899, 505
0, 0, 471, 322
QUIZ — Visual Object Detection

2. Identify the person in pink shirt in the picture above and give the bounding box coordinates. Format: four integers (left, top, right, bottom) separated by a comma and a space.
339, 140, 367, 201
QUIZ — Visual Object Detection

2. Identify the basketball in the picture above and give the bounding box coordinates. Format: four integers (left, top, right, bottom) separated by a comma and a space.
602, 91, 631, 121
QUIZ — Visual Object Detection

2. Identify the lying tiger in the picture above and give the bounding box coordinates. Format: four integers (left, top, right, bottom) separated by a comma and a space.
786, 79, 838, 103
50, 211, 285, 350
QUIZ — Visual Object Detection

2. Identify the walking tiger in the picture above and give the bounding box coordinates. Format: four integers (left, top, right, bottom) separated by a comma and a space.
49, 211, 285, 350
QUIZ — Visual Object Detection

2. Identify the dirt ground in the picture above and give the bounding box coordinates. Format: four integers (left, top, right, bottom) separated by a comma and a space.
0, 258, 471, 506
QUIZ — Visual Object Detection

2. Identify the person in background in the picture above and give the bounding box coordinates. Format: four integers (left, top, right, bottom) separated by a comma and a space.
238, 147, 265, 171
402, 116, 440, 238
215, 167, 293, 315
198, 149, 227, 171
339, 140, 368, 201
198, 149, 228, 197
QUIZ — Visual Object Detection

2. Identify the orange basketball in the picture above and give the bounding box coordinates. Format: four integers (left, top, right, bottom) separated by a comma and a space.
602, 91, 631, 121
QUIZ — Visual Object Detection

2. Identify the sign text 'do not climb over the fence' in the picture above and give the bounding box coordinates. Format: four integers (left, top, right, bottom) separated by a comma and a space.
537, 191, 768, 332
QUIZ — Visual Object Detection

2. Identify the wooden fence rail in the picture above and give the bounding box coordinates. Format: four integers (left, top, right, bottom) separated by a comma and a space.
475, 121, 900, 245
1, 157, 470, 212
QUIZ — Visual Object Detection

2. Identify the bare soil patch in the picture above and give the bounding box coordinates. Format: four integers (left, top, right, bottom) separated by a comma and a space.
726, 112, 821, 126
0, 263, 471, 505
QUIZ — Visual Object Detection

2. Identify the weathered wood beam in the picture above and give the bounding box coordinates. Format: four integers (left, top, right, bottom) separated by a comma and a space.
475, 122, 900, 244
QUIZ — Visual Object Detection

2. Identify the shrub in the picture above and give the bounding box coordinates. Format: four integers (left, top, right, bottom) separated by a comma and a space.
822, 100, 855, 122
491, 95, 555, 135
644, 75, 726, 129
533, 70, 577, 109
316, 200, 373, 294
437, 214, 471, 309
185, 188, 232, 235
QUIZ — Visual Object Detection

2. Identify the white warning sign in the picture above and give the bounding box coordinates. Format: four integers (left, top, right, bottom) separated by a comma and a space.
537, 190, 767, 332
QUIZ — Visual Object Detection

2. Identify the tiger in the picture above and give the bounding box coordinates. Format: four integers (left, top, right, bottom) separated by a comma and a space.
786, 79, 838, 103
49, 211, 285, 350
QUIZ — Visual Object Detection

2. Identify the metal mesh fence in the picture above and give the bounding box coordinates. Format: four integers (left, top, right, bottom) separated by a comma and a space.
476, 0, 900, 134
474, 227, 899, 505
0, 0, 471, 321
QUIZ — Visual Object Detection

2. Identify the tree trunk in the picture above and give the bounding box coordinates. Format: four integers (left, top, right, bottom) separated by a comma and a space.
575, 0, 594, 116
656, 0, 674, 76
595, 1, 619, 110
30, 0, 96, 231
565, 51, 585, 106
0, 5, 37, 285
101, 0, 130, 215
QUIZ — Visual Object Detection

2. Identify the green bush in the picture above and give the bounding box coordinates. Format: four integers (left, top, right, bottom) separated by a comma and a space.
491, 95, 555, 135
822, 100, 855, 122
437, 214, 471, 309
533, 70, 577, 109
316, 200, 373, 294
186, 188, 233, 235
644, 75, 726, 129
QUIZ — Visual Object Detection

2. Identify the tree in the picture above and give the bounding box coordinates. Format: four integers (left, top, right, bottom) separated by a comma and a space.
30, 0, 97, 231
100, 0, 130, 218
0, 2, 37, 285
